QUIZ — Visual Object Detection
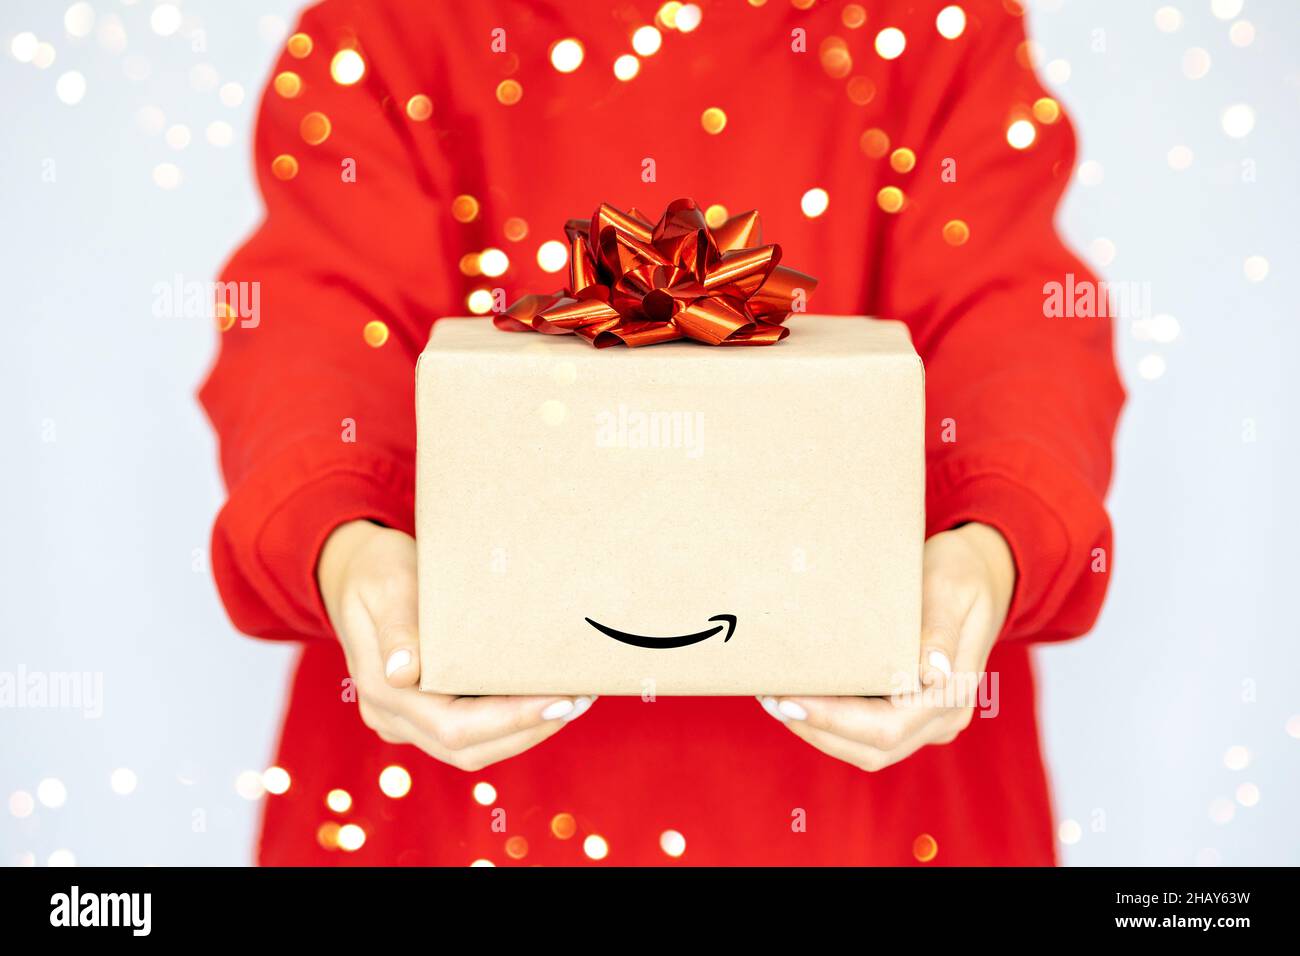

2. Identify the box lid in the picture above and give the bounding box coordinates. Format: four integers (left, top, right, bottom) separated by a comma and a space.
421, 314, 920, 365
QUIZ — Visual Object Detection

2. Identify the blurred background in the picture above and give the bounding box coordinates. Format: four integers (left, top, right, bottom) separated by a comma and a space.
1, 0, 1296, 866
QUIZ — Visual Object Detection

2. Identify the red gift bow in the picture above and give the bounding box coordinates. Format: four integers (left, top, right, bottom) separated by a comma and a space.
493, 198, 817, 347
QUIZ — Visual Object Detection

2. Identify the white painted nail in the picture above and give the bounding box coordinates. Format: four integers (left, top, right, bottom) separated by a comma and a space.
562, 696, 594, 722
777, 700, 808, 721
541, 699, 576, 721
758, 696, 787, 722
384, 648, 413, 678
927, 650, 952, 678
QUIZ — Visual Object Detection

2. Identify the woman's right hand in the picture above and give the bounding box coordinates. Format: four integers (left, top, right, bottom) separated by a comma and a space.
316, 520, 593, 771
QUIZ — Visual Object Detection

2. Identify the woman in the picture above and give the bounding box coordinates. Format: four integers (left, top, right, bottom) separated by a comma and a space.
201, 0, 1123, 865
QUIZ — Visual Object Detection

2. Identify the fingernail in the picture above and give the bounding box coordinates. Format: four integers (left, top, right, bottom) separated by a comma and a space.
777, 700, 808, 721
541, 699, 576, 721
562, 696, 594, 722
758, 695, 786, 722
927, 650, 952, 679
384, 648, 413, 678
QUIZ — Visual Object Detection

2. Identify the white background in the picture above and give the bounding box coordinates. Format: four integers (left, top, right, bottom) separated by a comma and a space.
2, 0, 1295, 865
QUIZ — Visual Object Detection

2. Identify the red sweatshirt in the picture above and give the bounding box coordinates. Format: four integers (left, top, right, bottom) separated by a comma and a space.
200, 0, 1123, 866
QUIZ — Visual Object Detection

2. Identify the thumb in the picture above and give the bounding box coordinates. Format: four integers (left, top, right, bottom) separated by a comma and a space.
373, 594, 421, 689
919, 584, 964, 690
362, 539, 422, 689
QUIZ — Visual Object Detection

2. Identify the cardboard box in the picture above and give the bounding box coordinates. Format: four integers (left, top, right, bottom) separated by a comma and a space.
416, 315, 924, 696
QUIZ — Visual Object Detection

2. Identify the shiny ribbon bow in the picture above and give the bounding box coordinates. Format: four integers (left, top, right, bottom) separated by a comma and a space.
493, 198, 817, 347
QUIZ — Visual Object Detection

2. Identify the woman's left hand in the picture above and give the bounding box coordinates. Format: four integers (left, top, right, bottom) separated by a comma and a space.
759, 522, 1016, 771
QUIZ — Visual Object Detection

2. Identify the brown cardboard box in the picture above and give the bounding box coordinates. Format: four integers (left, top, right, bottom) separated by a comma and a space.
416, 315, 924, 696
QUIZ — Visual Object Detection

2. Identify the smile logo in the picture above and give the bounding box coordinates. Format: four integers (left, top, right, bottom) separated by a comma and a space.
584, 614, 737, 649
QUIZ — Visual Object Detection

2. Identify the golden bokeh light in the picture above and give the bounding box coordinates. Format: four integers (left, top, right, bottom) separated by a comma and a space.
913, 833, 938, 862
363, 320, 390, 348
889, 147, 916, 173
496, 79, 523, 105
820, 37, 853, 78
860, 127, 890, 158
877, 185, 905, 213
1032, 97, 1061, 124
842, 4, 867, 29
406, 94, 433, 121
316, 822, 341, 849
550, 812, 577, 839
459, 253, 482, 276
299, 111, 331, 146
846, 76, 876, 106
273, 71, 302, 98
271, 154, 299, 181
472, 781, 498, 805
656, 2, 683, 29
216, 301, 237, 333
330, 48, 365, 86
942, 219, 971, 246
286, 33, 313, 59
505, 835, 529, 859
326, 789, 352, 813
1015, 39, 1042, 70
700, 107, 727, 134
503, 217, 529, 242
451, 194, 480, 223
704, 204, 728, 228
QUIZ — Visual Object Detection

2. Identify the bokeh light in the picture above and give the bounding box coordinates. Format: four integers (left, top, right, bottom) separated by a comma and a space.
583, 834, 609, 860
632, 26, 663, 56
936, 6, 966, 40
550, 39, 584, 73
875, 28, 906, 60
330, 49, 366, 86
800, 187, 829, 218
876, 186, 904, 213
613, 54, 640, 81
378, 764, 412, 798
109, 768, 138, 796
1006, 119, 1036, 149
537, 240, 568, 272
363, 320, 389, 348
262, 766, 291, 795
37, 778, 67, 809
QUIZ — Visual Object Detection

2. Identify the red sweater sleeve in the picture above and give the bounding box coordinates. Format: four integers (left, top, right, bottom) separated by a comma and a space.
870, 6, 1126, 643
199, 2, 454, 641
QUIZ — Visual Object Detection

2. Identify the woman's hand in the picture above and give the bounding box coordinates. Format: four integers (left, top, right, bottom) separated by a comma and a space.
758, 522, 1016, 772
317, 520, 593, 772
